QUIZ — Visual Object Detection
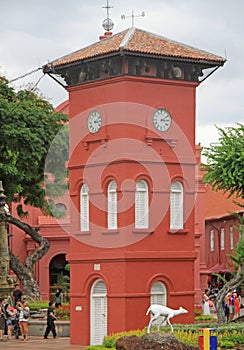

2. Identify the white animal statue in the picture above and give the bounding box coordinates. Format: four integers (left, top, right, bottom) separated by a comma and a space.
146, 304, 188, 333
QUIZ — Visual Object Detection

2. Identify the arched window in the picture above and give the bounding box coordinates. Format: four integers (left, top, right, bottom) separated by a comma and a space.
107, 180, 117, 229
150, 282, 167, 327
80, 184, 89, 232
150, 281, 167, 305
135, 180, 149, 229
170, 181, 183, 230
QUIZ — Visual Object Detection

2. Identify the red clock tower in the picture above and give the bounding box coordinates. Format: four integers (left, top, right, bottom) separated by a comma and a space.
44, 27, 225, 345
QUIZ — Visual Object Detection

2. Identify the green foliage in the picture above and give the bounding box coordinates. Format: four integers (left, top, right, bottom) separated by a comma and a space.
93, 323, 244, 349
218, 339, 235, 348
202, 124, 244, 200
86, 346, 114, 350
0, 76, 68, 215
55, 304, 70, 320
195, 315, 214, 321
26, 300, 49, 311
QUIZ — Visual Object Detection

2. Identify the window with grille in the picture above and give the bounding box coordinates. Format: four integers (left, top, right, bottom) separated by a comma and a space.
221, 228, 225, 250
135, 180, 149, 229
230, 226, 234, 250
210, 230, 214, 251
170, 181, 183, 230
107, 180, 117, 229
150, 282, 167, 306
80, 183, 89, 232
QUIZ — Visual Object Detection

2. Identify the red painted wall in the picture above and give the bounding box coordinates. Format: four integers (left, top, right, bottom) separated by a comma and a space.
9, 195, 70, 301
67, 75, 198, 345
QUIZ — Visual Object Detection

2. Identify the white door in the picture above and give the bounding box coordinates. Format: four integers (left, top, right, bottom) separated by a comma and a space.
90, 279, 107, 345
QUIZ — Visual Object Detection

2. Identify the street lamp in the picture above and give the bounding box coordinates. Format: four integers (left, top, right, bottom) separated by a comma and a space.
0, 181, 14, 298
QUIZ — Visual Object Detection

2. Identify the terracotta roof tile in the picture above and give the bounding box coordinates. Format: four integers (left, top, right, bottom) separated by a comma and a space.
52, 28, 225, 67
205, 185, 244, 220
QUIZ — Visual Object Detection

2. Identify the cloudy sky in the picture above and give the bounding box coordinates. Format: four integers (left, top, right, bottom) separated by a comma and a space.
1, 0, 243, 148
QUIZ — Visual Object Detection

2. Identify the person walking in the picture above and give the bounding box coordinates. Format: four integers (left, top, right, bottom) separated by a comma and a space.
43, 301, 57, 339
17, 301, 30, 341
5, 303, 17, 340
227, 290, 237, 321
12, 284, 23, 307
203, 289, 211, 315
0, 299, 7, 341
54, 288, 63, 308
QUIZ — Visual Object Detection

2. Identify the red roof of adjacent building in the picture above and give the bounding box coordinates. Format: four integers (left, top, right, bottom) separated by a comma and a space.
205, 185, 244, 220
55, 100, 69, 114
51, 27, 225, 67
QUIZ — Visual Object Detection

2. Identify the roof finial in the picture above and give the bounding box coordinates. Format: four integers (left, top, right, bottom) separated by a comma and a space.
102, 0, 114, 32
121, 9, 145, 27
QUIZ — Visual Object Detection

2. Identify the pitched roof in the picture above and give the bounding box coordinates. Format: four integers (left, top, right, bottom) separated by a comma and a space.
205, 185, 244, 220
52, 27, 225, 67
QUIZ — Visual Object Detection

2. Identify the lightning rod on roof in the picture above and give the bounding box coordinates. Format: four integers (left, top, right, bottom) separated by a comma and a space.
102, 0, 114, 32
121, 9, 145, 27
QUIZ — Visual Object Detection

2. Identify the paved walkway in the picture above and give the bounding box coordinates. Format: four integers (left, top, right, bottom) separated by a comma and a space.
0, 337, 87, 350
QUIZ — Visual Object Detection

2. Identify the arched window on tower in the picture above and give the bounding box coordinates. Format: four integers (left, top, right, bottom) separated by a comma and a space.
107, 180, 117, 229
80, 183, 89, 232
135, 180, 149, 229
170, 181, 183, 230
150, 281, 167, 306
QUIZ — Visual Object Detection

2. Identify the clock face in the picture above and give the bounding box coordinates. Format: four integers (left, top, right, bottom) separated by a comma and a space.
87, 110, 102, 134
153, 108, 172, 132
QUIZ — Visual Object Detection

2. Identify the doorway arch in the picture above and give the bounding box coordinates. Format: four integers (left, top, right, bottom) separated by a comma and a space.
90, 279, 107, 345
49, 254, 69, 301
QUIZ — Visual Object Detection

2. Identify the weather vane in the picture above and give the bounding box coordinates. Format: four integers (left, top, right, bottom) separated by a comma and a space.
121, 9, 145, 27
102, 0, 114, 32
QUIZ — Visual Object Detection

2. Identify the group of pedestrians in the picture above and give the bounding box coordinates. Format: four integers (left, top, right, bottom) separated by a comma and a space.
0, 286, 30, 342
0, 284, 63, 342
203, 286, 242, 321
224, 289, 242, 322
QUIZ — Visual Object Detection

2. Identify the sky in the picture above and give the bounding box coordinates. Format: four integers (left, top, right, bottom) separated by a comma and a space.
1, 0, 243, 149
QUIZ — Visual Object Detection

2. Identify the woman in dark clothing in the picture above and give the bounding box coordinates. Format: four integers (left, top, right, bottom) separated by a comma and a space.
54, 288, 63, 308
43, 301, 57, 339
0, 299, 6, 341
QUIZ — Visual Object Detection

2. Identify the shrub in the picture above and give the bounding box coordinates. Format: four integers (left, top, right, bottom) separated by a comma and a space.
55, 304, 70, 320
194, 304, 203, 316
26, 300, 49, 311
90, 322, 244, 350
195, 314, 214, 321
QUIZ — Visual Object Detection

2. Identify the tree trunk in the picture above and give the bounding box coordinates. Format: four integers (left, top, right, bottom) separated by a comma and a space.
214, 270, 243, 324
7, 214, 50, 300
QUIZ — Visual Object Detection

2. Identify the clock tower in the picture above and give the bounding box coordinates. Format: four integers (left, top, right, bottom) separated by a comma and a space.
44, 27, 225, 345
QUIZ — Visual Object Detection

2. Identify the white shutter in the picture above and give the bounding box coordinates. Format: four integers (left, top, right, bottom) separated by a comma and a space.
150, 282, 167, 327
90, 280, 107, 345
230, 227, 234, 250
135, 180, 149, 229
150, 282, 166, 306
80, 184, 89, 231
107, 181, 117, 229
221, 228, 225, 250
170, 181, 183, 230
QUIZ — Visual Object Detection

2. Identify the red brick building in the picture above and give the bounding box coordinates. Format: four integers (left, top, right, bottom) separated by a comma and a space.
9, 27, 237, 346
42, 27, 225, 345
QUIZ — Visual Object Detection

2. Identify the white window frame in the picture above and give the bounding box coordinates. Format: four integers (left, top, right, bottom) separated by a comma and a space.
107, 180, 117, 229
210, 229, 214, 251
221, 228, 225, 250
150, 281, 167, 306
170, 181, 183, 230
135, 180, 149, 229
80, 183, 89, 232
230, 226, 234, 250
